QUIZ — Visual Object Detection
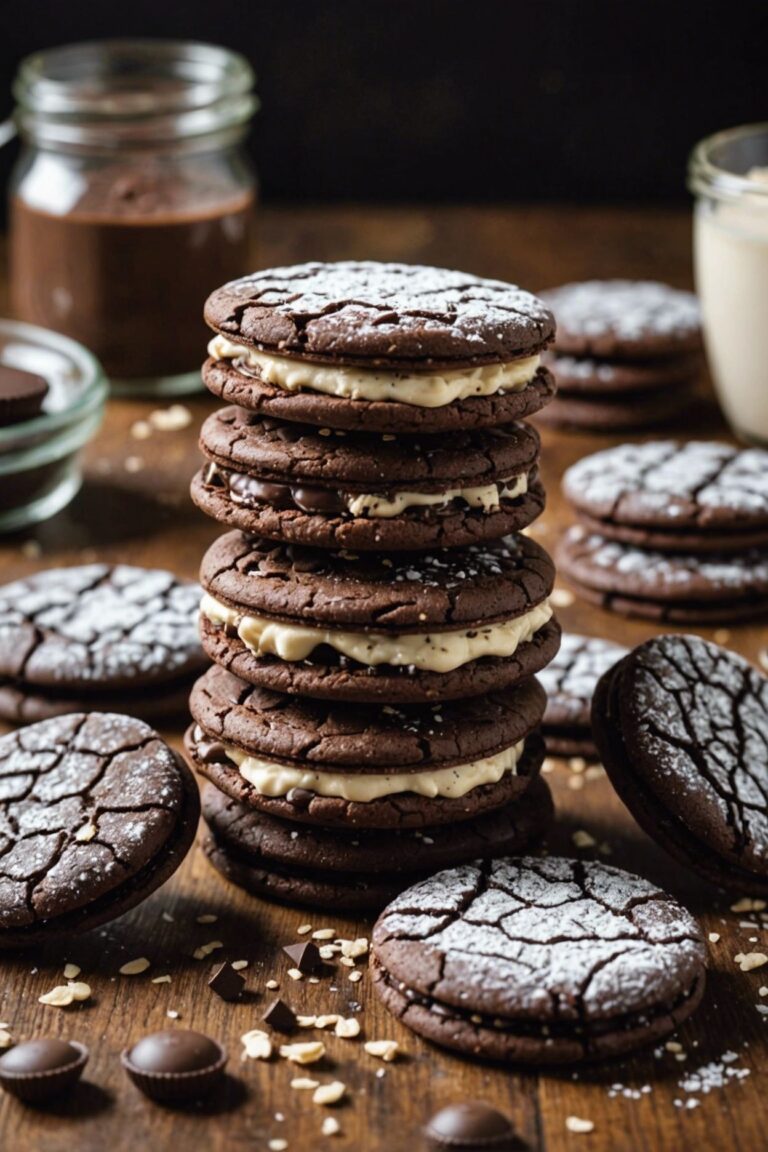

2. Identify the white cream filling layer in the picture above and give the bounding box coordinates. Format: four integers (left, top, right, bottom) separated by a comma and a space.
209, 335, 540, 408
224, 739, 524, 801
200, 594, 553, 674
346, 472, 529, 518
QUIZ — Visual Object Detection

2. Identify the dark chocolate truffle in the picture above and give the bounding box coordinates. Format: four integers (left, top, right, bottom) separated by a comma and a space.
122, 1029, 227, 1103
0, 1038, 88, 1102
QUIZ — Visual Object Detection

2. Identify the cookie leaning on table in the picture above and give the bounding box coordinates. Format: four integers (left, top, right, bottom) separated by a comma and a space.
197, 530, 560, 703
202, 261, 556, 433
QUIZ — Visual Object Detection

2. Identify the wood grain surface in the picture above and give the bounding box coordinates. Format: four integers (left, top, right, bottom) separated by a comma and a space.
0, 207, 765, 1152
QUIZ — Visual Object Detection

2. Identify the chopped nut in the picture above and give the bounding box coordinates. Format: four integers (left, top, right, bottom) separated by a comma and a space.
166, 1010, 180, 1020
335, 1017, 360, 1039
708, 933, 721, 943
74, 822, 98, 843
131, 419, 152, 440
39, 981, 92, 1007
196, 913, 218, 924
665, 1041, 683, 1053
312, 1080, 346, 1106
322, 1116, 341, 1136
279, 1041, 326, 1065
339, 938, 368, 960
268, 1142, 288, 1152
312, 929, 336, 940
551, 587, 575, 608
348, 970, 363, 983
339, 956, 355, 968
231, 960, 248, 971
119, 957, 151, 976
287, 968, 304, 981
364, 1039, 400, 1062
241, 1029, 273, 1060
0, 1029, 13, 1049
291, 1077, 320, 1090
297, 924, 312, 935
735, 952, 768, 971
572, 830, 596, 849
759, 986, 768, 997
149, 404, 192, 431
151, 975, 172, 984
63, 963, 81, 980
565, 1116, 594, 1133
192, 940, 223, 960
730, 897, 767, 913
266, 979, 279, 990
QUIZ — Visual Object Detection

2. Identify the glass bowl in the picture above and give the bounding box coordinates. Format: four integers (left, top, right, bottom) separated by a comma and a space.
0, 318, 107, 532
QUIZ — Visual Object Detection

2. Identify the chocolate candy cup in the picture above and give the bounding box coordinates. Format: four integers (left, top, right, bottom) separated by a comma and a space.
0, 1038, 88, 1103
121, 1029, 228, 1105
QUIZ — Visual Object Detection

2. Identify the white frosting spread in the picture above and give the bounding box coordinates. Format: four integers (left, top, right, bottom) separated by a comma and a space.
224, 739, 524, 800
209, 335, 540, 408
200, 594, 553, 673
346, 472, 529, 518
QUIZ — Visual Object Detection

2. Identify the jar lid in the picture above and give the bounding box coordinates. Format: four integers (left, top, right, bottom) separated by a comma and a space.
689, 121, 768, 202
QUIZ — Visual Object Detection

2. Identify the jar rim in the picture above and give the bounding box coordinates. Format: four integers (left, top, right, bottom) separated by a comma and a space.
13, 39, 258, 145
689, 122, 768, 201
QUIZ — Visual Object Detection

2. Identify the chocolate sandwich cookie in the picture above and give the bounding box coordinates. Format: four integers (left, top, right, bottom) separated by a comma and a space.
0, 364, 49, 426
557, 527, 768, 623
534, 385, 692, 433
203, 261, 556, 433
199, 530, 559, 704
185, 665, 546, 829
563, 441, 768, 553
539, 633, 627, 757
191, 407, 545, 552
0, 564, 206, 724
372, 856, 706, 1064
540, 280, 701, 360
592, 635, 768, 896
200, 777, 553, 912
543, 351, 699, 394
0, 713, 199, 947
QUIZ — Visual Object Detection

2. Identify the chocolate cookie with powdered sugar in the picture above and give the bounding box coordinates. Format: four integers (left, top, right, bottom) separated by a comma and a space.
563, 441, 768, 553
540, 280, 702, 359
371, 856, 706, 1062
539, 633, 628, 757
203, 262, 556, 433
191, 406, 545, 551
592, 634, 768, 895
198, 529, 560, 703
0, 565, 206, 724
556, 526, 768, 623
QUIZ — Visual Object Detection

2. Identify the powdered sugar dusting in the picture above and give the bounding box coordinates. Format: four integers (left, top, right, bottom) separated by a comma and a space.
540, 633, 628, 725
543, 281, 700, 341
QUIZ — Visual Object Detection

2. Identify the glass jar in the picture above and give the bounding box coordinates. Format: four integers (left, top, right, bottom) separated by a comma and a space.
8, 40, 258, 396
689, 123, 768, 445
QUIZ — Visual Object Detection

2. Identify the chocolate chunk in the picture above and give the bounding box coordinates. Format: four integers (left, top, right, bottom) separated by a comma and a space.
261, 998, 297, 1033
424, 1101, 517, 1150
282, 941, 324, 975
0, 1038, 88, 1102
208, 962, 245, 1002
122, 1029, 227, 1103
0, 365, 49, 426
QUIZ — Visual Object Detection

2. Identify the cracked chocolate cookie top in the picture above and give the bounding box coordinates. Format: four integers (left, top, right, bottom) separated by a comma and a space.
592, 635, 768, 892
0, 565, 205, 690
541, 280, 701, 358
564, 441, 768, 532
205, 262, 555, 365
540, 633, 627, 731
372, 856, 706, 1026
201, 530, 555, 630
0, 712, 199, 944
190, 665, 545, 771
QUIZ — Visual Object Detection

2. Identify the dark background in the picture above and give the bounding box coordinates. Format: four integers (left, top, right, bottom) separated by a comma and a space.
0, 0, 765, 204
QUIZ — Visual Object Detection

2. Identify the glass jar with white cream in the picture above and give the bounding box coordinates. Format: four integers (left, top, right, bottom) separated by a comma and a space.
690, 124, 768, 444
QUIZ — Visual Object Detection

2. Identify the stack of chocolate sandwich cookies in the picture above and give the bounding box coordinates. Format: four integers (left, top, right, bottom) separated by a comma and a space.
537, 280, 702, 432
558, 440, 768, 622
186, 261, 562, 911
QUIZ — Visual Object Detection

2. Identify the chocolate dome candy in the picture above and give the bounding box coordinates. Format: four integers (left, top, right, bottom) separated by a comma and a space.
122, 1029, 227, 1104
425, 1101, 518, 1150
0, 1037, 88, 1102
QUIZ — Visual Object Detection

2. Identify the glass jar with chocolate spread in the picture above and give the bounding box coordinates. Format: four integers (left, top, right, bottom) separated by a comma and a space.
8, 40, 258, 395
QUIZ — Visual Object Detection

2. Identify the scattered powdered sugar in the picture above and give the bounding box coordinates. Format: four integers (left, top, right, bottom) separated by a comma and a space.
542, 280, 700, 341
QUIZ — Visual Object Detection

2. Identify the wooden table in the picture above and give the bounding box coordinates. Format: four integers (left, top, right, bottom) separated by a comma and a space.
0, 207, 765, 1152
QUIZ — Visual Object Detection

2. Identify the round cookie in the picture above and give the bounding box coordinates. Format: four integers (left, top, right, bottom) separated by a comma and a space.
185, 664, 546, 829
563, 441, 768, 553
200, 777, 553, 912
371, 856, 706, 1063
199, 530, 560, 704
191, 407, 545, 551
540, 280, 702, 360
539, 633, 628, 758
0, 566, 206, 722
203, 261, 556, 434
592, 635, 768, 896
534, 385, 693, 433
0, 678, 194, 726
0, 713, 200, 947
543, 351, 699, 395
556, 527, 768, 623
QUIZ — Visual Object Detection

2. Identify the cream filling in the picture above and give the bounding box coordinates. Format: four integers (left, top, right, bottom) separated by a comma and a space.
224, 739, 524, 801
346, 472, 529, 518
200, 594, 553, 674
209, 335, 540, 407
